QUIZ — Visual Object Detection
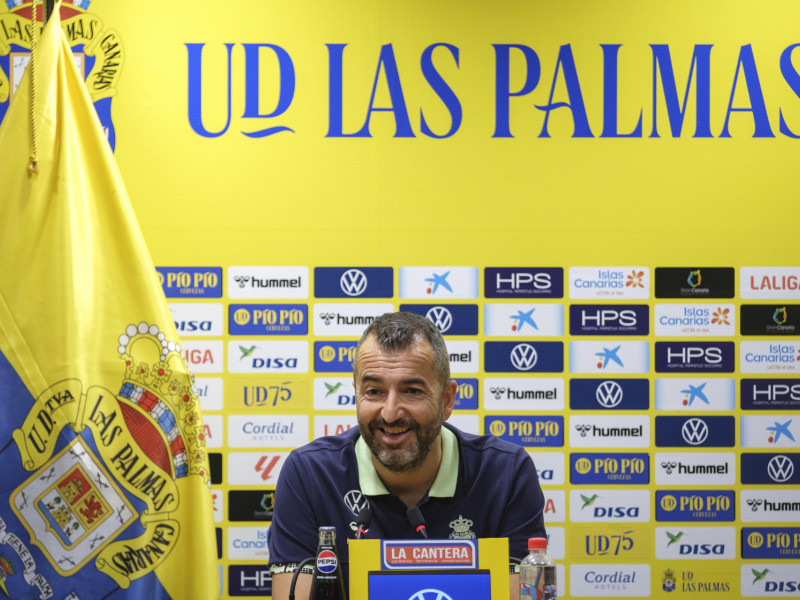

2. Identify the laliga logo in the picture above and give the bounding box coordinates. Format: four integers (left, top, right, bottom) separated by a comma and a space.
340, 269, 368, 296
681, 418, 709, 445
511, 344, 538, 371
768, 455, 794, 482
426, 306, 453, 333
595, 381, 623, 408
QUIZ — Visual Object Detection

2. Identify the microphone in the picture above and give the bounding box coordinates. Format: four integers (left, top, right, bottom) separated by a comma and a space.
406, 506, 428, 539
355, 506, 372, 539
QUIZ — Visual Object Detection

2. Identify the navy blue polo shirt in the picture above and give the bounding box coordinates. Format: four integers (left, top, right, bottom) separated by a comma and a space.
267, 422, 547, 589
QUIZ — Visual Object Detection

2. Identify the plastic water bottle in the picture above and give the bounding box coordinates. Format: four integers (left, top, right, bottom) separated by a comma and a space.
310, 526, 347, 600
520, 536, 557, 600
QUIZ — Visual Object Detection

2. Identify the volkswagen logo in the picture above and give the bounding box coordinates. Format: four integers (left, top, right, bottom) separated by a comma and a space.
681, 418, 709, 445
343, 490, 369, 516
510, 343, 538, 371
595, 380, 623, 408
408, 590, 454, 600
425, 306, 453, 333
340, 269, 368, 296
767, 455, 794, 482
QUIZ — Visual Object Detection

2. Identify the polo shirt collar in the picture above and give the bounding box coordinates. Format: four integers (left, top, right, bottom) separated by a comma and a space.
356, 425, 458, 498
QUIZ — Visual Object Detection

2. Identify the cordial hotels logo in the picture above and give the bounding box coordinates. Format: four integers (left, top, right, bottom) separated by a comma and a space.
228, 266, 309, 299
741, 342, 800, 374
654, 304, 735, 336
484, 267, 564, 298
228, 341, 308, 373
570, 416, 649, 448
158, 267, 222, 298
169, 302, 224, 336
655, 490, 735, 522
569, 489, 650, 522
570, 564, 650, 596
654, 452, 735, 485
655, 526, 736, 559
483, 378, 564, 411
227, 415, 309, 448
569, 267, 650, 299
484, 303, 564, 336
741, 490, 800, 523
741, 453, 800, 485
654, 378, 736, 411
740, 266, 800, 299
569, 379, 649, 411
313, 303, 393, 336
399, 304, 479, 335
398, 267, 479, 299
741, 416, 799, 448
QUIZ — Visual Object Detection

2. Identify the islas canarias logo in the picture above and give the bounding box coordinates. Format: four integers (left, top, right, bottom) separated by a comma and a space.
0, 0, 122, 149
8, 323, 209, 591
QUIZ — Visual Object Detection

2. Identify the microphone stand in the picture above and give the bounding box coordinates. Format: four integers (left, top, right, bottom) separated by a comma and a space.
288, 556, 316, 600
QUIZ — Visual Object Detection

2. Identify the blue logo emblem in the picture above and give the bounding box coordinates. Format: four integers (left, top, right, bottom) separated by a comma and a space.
655, 416, 735, 447
314, 267, 393, 298
315, 341, 357, 372
484, 342, 563, 373
569, 305, 649, 335
569, 379, 649, 410
741, 379, 800, 410
655, 490, 735, 521
655, 342, 735, 372
570, 453, 650, 485
484, 268, 563, 298
485, 416, 563, 447
399, 304, 478, 335
157, 267, 222, 297
453, 378, 479, 410
229, 304, 307, 335
741, 453, 800, 484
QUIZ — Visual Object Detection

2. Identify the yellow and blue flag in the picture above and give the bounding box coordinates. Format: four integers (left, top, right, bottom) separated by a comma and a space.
0, 4, 218, 599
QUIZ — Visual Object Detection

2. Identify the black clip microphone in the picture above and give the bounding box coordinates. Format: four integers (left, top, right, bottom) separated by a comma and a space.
355, 506, 372, 539
406, 506, 428, 539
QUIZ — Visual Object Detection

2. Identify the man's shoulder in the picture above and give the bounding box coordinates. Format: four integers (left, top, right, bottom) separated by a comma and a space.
444, 421, 526, 458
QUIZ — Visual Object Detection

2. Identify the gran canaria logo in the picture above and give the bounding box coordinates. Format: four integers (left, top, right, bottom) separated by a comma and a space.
9, 323, 208, 590
0, 0, 122, 149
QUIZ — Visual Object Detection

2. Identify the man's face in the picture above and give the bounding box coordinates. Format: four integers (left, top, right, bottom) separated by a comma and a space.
353, 336, 455, 473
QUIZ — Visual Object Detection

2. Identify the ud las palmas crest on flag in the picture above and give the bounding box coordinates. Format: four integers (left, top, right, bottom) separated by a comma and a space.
0, 4, 217, 599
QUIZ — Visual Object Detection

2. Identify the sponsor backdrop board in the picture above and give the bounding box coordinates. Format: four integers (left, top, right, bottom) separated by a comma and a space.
2, 0, 799, 598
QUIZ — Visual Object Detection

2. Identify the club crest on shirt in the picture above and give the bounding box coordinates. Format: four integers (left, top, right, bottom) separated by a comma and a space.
448, 514, 475, 539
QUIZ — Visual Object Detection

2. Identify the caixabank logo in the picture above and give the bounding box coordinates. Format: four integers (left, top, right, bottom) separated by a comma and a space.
655, 490, 735, 521
741, 415, 800, 448
0, 0, 123, 148
569, 379, 649, 410
484, 303, 564, 336
654, 377, 735, 410
570, 453, 649, 484
313, 267, 393, 298
654, 267, 735, 298
742, 527, 800, 559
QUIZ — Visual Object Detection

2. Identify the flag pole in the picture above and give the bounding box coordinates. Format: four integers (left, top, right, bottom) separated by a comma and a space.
27, 0, 39, 176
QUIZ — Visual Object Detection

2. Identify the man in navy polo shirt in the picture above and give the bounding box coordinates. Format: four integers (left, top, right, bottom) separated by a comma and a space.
268, 312, 547, 599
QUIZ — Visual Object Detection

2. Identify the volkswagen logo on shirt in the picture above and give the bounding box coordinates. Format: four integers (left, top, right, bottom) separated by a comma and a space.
510, 343, 538, 371
681, 418, 709, 445
596, 381, 624, 408
768, 455, 795, 482
344, 489, 370, 516
340, 269, 368, 296
426, 306, 453, 333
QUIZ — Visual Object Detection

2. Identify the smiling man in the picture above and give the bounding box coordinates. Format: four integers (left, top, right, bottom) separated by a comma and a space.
267, 312, 547, 599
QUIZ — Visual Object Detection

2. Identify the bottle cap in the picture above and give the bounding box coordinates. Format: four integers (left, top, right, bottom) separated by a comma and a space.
528, 537, 547, 550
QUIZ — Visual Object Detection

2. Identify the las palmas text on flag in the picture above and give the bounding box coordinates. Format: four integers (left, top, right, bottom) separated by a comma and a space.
0, 3, 217, 599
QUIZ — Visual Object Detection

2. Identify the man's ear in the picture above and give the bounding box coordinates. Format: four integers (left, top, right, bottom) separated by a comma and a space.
441, 379, 457, 421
